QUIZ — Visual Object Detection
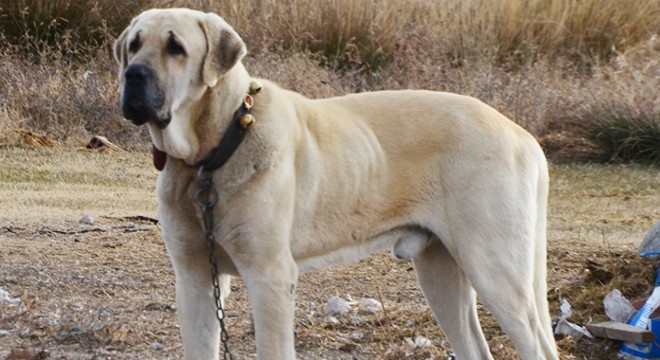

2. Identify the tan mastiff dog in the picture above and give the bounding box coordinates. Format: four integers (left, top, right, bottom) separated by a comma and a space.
114, 8, 558, 360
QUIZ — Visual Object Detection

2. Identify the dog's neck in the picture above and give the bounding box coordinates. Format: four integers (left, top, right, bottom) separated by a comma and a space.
193, 80, 260, 172
152, 64, 258, 172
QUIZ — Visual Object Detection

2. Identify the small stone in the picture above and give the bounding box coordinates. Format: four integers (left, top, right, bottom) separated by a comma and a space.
0, 288, 26, 314
324, 296, 351, 315
350, 316, 365, 325
151, 342, 164, 350
362, 306, 381, 314
358, 297, 382, 314
351, 332, 364, 341
405, 335, 432, 348
79, 214, 95, 225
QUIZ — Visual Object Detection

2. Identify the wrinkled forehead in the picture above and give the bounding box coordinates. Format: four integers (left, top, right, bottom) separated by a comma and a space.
128, 9, 206, 51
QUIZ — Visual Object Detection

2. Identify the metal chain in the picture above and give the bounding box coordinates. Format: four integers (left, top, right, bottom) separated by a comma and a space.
194, 168, 233, 360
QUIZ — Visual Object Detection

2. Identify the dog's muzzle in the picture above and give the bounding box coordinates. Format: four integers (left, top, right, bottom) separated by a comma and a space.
121, 64, 170, 129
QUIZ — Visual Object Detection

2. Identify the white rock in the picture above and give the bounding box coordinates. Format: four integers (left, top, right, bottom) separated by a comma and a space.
324, 296, 351, 315
0, 288, 21, 305
351, 332, 364, 341
559, 298, 572, 319
79, 214, 95, 225
554, 317, 593, 339
554, 298, 593, 339
357, 297, 382, 314
604, 289, 635, 323
405, 335, 432, 348
0, 288, 26, 314
350, 316, 365, 325
364, 306, 381, 314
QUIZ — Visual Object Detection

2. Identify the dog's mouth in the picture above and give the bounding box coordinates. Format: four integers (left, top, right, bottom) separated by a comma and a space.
122, 99, 171, 129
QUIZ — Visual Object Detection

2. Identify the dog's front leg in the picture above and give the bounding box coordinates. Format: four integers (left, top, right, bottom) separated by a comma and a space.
236, 248, 299, 360
166, 235, 225, 360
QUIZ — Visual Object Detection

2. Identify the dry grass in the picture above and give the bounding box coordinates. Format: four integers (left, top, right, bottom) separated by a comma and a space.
4, 0, 658, 64
171, 0, 659, 66
0, 44, 150, 151
0, 146, 658, 359
0, 146, 157, 225
1, 0, 658, 162
0, 0, 150, 51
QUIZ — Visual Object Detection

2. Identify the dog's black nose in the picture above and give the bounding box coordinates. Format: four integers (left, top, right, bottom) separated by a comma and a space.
124, 64, 151, 83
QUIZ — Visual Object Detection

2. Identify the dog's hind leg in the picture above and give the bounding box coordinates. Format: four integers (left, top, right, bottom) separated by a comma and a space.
456, 236, 558, 360
449, 200, 558, 360
412, 238, 494, 360
456, 168, 558, 360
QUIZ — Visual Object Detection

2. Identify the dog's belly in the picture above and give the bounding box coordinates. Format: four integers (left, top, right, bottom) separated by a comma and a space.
292, 225, 430, 273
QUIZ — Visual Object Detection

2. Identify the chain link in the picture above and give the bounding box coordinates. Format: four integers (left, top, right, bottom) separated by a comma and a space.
194, 168, 233, 360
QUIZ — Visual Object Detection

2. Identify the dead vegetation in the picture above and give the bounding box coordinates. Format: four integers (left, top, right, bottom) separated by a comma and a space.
0, 0, 658, 163
1, 217, 658, 360
0, 147, 658, 359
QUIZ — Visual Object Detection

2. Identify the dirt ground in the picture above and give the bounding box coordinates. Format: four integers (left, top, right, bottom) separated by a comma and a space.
1, 146, 658, 359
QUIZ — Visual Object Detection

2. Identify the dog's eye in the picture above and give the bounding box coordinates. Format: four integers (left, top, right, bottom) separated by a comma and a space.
166, 39, 186, 56
128, 38, 141, 54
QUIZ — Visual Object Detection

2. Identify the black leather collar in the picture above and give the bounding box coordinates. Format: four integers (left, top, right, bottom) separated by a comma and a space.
194, 101, 251, 173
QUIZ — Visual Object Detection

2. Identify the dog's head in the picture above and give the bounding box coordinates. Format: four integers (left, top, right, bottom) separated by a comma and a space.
114, 8, 247, 163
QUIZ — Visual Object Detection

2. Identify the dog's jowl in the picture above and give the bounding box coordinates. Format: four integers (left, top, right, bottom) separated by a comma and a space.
115, 8, 558, 360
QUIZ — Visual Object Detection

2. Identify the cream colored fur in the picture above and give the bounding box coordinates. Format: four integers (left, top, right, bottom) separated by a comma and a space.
115, 8, 558, 360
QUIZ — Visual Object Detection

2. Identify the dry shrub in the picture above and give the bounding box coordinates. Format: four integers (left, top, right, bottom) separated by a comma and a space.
0, 107, 24, 146
575, 110, 660, 165
430, 0, 659, 65
3, 0, 657, 66
160, 0, 424, 72
0, 0, 658, 162
161, 0, 659, 68
553, 36, 660, 164
0, 0, 151, 53
0, 44, 149, 149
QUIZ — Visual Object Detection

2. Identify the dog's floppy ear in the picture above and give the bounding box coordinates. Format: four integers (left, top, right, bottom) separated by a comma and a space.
114, 13, 143, 76
200, 13, 247, 87
113, 25, 131, 75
